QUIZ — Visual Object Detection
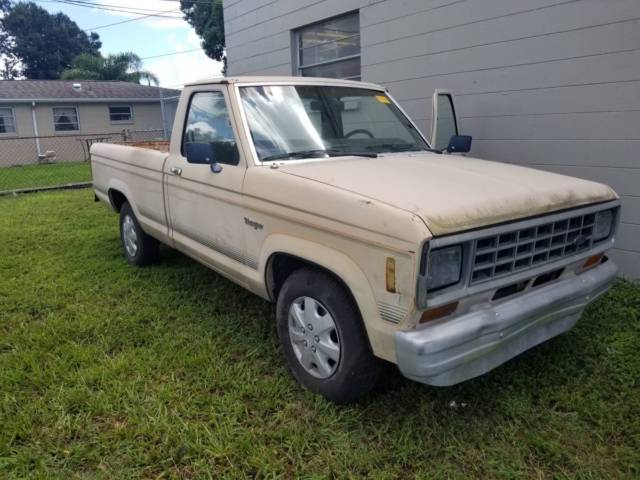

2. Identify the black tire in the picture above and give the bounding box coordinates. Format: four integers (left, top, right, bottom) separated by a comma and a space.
276, 267, 380, 403
119, 202, 158, 266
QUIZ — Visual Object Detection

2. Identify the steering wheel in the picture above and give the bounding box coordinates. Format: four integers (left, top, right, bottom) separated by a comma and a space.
344, 128, 375, 139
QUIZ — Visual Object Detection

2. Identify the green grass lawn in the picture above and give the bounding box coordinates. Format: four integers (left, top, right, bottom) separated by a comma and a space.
0, 162, 92, 192
1, 190, 638, 479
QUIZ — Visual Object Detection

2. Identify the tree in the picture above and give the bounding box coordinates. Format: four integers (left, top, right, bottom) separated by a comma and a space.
0, 54, 20, 80
62, 52, 159, 85
0, 0, 18, 79
1, 2, 101, 79
180, 0, 226, 72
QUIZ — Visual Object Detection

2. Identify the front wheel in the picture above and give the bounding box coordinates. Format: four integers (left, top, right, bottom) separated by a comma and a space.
119, 202, 158, 266
276, 268, 380, 403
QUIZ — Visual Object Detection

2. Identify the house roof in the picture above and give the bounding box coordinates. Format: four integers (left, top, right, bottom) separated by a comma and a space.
0, 80, 181, 103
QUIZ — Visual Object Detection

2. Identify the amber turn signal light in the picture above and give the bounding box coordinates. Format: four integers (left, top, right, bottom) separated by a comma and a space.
385, 257, 396, 293
582, 253, 604, 271
420, 301, 458, 324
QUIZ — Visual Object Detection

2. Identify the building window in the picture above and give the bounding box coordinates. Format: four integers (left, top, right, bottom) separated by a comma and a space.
53, 107, 80, 132
109, 105, 133, 123
295, 12, 360, 80
0, 107, 16, 134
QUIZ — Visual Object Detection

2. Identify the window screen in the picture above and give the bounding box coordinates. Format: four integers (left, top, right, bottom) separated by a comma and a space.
53, 107, 79, 131
296, 12, 360, 80
109, 105, 132, 123
0, 108, 16, 134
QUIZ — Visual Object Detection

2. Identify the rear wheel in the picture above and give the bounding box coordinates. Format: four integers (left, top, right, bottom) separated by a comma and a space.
119, 202, 158, 266
276, 267, 380, 403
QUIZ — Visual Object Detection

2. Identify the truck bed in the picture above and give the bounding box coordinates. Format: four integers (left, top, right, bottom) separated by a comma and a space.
91, 142, 169, 241
122, 140, 170, 152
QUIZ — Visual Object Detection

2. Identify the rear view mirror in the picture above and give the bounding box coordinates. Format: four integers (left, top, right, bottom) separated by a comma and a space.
185, 142, 214, 165
430, 90, 460, 151
445, 135, 472, 153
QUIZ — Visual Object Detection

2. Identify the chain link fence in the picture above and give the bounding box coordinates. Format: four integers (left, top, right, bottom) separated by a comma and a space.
0, 129, 167, 194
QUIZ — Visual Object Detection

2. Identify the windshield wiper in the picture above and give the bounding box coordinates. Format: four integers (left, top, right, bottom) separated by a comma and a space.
262, 150, 328, 162
262, 149, 377, 162
326, 149, 378, 158
367, 144, 442, 154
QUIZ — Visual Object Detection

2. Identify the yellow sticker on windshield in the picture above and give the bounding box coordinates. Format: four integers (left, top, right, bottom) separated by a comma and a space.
375, 95, 391, 104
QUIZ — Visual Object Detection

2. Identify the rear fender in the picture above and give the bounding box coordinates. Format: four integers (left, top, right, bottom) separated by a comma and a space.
106, 179, 137, 216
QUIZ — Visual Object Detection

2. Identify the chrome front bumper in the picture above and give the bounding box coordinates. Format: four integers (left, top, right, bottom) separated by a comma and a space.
395, 260, 618, 386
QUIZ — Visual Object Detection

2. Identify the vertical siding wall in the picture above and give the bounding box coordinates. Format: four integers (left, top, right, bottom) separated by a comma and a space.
224, 0, 640, 278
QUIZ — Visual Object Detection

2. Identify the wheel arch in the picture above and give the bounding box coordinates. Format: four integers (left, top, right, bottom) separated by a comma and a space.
106, 179, 136, 214
266, 252, 357, 305
108, 188, 128, 213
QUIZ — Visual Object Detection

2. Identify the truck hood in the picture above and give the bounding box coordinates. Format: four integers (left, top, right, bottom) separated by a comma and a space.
277, 153, 617, 235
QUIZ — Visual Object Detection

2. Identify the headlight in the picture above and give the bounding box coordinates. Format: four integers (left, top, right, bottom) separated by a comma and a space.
593, 209, 613, 241
426, 245, 462, 291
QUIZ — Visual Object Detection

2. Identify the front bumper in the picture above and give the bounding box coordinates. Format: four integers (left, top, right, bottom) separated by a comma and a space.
395, 260, 618, 386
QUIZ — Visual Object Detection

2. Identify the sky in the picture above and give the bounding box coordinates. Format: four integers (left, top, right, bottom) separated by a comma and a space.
36, 0, 224, 88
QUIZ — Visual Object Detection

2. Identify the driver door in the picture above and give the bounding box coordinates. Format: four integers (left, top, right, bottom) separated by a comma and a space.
165, 87, 250, 283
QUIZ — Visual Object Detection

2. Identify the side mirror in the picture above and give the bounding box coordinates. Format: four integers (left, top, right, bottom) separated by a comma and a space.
445, 135, 472, 153
185, 142, 223, 173
430, 90, 460, 151
185, 142, 214, 164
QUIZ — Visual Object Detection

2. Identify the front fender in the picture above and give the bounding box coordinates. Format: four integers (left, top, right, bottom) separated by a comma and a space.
254, 233, 399, 361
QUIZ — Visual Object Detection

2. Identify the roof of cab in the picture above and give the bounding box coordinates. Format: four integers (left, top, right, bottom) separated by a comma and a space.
184, 75, 386, 91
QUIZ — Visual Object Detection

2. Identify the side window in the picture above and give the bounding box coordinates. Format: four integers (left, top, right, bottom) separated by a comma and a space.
183, 91, 239, 165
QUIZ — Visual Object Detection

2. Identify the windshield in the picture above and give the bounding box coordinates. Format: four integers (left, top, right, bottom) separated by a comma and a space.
239, 85, 430, 161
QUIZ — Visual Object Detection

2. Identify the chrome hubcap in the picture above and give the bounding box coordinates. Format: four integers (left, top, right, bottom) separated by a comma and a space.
122, 215, 138, 257
288, 296, 340, 379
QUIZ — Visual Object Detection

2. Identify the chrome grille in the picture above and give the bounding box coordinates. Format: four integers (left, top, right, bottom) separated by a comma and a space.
470, 211, 600, 285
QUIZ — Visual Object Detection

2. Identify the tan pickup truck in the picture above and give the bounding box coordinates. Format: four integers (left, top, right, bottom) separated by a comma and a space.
92, 76, 620, 403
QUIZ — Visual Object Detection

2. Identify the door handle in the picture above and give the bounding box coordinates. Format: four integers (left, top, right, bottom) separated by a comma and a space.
170, 167, 182, 176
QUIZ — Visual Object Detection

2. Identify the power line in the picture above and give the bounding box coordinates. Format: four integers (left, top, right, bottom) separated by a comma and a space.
159, 0, 223, 7
40, 0, 182, 16
34, 0, 185, 30
37, 0, 183, 18
64, 0, 180, 14
84, 7, 183, 31
159, 0, 215, 4
140, 47, 202, 60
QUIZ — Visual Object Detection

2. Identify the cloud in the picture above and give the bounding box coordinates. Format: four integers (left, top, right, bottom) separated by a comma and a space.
146, 30, 224, 88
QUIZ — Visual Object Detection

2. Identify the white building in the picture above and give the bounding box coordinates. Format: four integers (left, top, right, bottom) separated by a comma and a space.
223, 0, 640, 278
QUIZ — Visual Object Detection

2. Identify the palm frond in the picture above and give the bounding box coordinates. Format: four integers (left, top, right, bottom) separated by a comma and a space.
62, 52, 159, 85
